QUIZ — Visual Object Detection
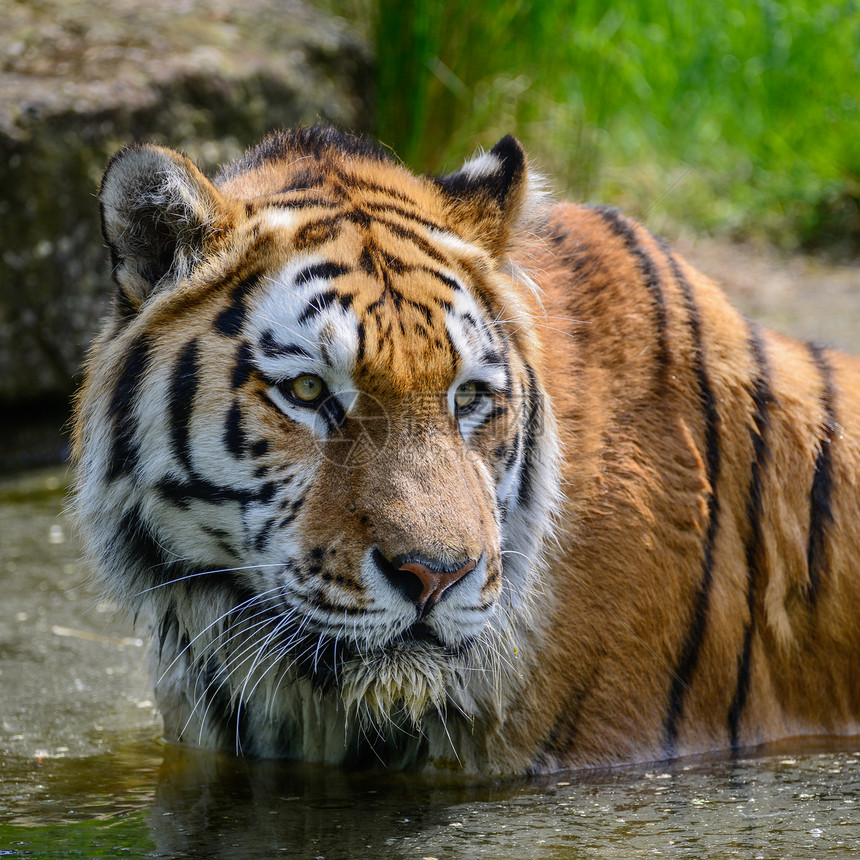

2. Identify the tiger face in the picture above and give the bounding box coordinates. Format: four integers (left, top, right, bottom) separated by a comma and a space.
74, 128, 560, 764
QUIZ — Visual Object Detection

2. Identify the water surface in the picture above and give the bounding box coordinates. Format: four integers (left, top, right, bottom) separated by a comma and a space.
1, 469, 858, 858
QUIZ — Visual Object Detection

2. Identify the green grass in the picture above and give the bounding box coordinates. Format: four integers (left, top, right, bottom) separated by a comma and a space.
346, 0, 860, 251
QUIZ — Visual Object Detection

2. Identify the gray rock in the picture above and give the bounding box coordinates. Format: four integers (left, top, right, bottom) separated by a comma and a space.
0, 0, 372, 410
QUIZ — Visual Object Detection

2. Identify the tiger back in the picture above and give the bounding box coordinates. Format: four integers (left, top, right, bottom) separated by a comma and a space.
72, 126, 860, 773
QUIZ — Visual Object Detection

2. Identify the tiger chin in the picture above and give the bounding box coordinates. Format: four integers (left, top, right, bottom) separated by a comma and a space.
73, 125, 860, 775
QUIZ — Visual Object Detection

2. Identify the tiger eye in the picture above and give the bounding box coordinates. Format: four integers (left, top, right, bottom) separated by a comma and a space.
454, 381, 478, 411
290, 375, 324, 403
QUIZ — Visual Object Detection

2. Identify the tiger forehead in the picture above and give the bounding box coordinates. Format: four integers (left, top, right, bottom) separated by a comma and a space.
229, 150, 497, 303
230, 161, 502, 387
229, 153, 448, 220
256, 240, 482, 390
239, 164, 471, 277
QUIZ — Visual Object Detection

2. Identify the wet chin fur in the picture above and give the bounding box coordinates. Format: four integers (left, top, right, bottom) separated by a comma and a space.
339, 639, 450, 728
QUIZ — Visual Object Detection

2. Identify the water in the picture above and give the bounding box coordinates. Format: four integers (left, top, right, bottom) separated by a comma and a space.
2, 469, 859, 859
3, 737, 860, 858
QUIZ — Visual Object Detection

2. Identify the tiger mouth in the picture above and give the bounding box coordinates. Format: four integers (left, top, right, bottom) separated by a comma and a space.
401, 621, 445, 647
230, 590, 477, 727
272, 616, 471, 727
290, 620, 464, 686
336, 633, 462, 727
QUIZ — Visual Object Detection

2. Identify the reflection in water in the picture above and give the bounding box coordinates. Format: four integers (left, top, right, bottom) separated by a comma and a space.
149, 745, 477, 858
146, 741, 860, 859
3, 737, 859, 858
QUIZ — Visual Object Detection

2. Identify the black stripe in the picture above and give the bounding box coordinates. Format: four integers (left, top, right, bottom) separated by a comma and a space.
367, 274, 403, 314
114, 285, 139, 319
660, 246, 721, 756
533, 664, 599, 771
223, 400, 246, 458
107, 336, 151, 480
260, 330, 312, 359
361, 201, 447, 232
805, 343, 838, 604
461, 311, 478, 330
379, 220, 449, 266
231, 341, 255, 389
454, 258, 501, 325
319, 394, 346, 430
157, 474, 275, 506
481, 402, 509, 426
331, 171, 423, 208
516, 365, 541, 508
115, 505, 177, 591
505, 431, 522, 471
279, 170, 325, 193
214, 272, 262, 337
358, 245, 376, 276
348, 208, 371, 229
202, 524, 239, 559
297, 289, 348, 325
293, 218, 341, 250
590, 206, 671, 384
385, 256, 406, 276
482, 349, 504, 367
728, 321, 772, 751
416, 267, 462, 292
250, 439, 270, 458
254, 517, 278, 552
356, 320, 367, 362
169, 339, 200, 474
117, 506, 166, 570
267, 197, 340, 211
294, 261, 350, 286
405, 298, 433, 326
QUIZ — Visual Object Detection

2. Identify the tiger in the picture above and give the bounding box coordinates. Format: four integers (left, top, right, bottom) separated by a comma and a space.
72, 125, 860, 775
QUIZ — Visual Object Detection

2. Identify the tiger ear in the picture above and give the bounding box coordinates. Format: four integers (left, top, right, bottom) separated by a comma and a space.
433, 135, 534, 257
99, 144, 230, 314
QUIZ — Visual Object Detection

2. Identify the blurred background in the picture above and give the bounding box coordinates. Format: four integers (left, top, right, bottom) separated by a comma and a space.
2, 0, 859, 472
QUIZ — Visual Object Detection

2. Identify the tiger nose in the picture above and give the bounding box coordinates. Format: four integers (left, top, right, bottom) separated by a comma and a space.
375, 550, 476, 615
398, 559, 477, 611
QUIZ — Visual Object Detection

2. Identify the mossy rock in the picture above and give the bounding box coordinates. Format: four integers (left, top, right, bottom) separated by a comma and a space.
0, 0, 372, 409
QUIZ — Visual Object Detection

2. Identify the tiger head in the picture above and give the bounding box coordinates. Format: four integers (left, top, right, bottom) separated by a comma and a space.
73, 128, 561, 763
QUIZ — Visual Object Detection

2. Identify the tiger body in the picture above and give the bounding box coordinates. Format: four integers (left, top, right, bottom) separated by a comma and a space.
73, 127, 860, 774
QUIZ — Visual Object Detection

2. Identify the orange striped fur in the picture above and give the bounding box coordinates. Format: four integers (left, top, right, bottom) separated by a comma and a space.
73, 128, 860, 773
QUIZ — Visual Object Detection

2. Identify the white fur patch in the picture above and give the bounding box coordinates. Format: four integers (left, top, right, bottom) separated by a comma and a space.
426, 228, 486, 258
458, 150, 502, 182
261, 209, 299, 232
249, 256, 360, 434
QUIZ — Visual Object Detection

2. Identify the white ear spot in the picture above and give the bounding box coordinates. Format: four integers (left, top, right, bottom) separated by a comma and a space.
459, 151, 503, 182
